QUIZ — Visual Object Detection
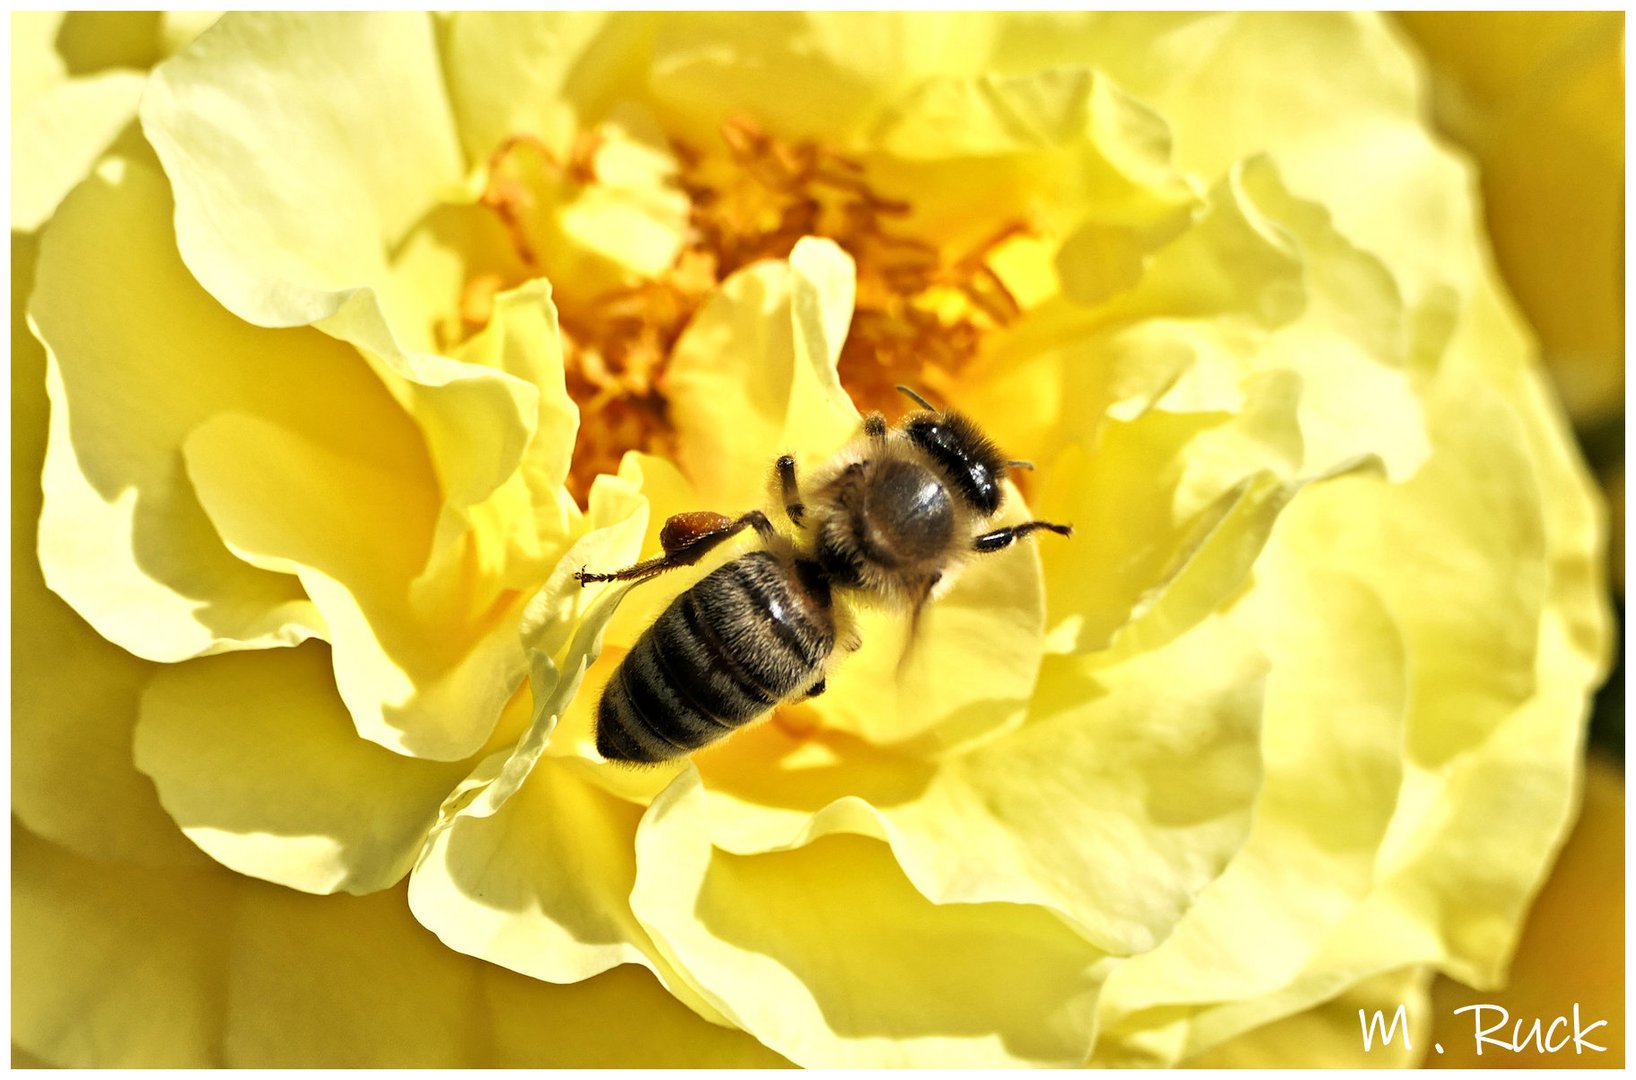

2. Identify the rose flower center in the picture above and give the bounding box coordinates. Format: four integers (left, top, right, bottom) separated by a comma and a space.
470, 118, 1027, 506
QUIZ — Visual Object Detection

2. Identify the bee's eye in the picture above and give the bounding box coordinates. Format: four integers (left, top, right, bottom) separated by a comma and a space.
905, 417, 1000, 515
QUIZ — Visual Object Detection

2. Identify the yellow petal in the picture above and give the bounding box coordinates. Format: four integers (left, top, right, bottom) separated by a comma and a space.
440, 12, 661, 163
481, 962, 792, 1068
11, 69, 143, 232
699, 610, 1266, 958
436, 280, 580, 583
222, 883, 485, 1067
1398, 11, 1625, 428
868, 67, 1195, 300
37, 11, 167, 73
32, 151, 350, 661
1130, 15, 1484, 310
1094, 565, 1409, 1058
1184, 967, 1432, 1068
665, 238, 861, 512
408, 753, 724, 1025
133, 644, 471, 894
18, 822, 777, 1068
1097, 280, 1607, 1060
11, 11, 69, 107
649, 12, 993, 146
553, 109, 692, 287
408, 455, 723, 1019
961, 161, 1307, 471
632, 769, 1106, 1068
12, 827, 234, 1068
182, 410, 524, 761
1031, 408, 1291, 656
139, 11, 465, 330
311, 290, 543, 543
12, 231, 202, 868
1427, 755, 1624, 1069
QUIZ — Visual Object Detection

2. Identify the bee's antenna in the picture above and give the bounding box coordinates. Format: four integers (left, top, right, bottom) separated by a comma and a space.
1006, 459, 1035, 471
895, 385, 939, 412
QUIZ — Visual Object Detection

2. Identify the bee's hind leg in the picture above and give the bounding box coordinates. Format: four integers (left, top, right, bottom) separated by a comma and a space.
574, 510, 775, 587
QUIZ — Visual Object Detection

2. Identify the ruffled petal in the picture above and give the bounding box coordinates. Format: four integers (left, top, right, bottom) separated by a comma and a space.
867, 67, 1196, 299
133, 645, 471, 894
180, 407, 526, 761
480, 962, 791, 1068
32, 151, 354, 661
11, 69, 143, 231
1095, 277, 1605, 1061
697, 610, 1267, 958
632, 769, 1106, 1068
440, 12, 662, 165
12, 828, 234, 1068
1093, 563, 1409, 1061
12, 232, 202, 868
139, 11, 465, 331
407, 455, 723, 1021
649, 13, 994, 146
222, 883, 484, 1067
665, 237, 861, 511
1185, 967, 1432, 1068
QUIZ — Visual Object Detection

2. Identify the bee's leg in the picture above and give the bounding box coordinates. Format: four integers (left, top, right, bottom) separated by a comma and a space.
575, 510, 775, 586
972, 520, 1074, 553
802, 677, 826, 698
775, 454, 806, 527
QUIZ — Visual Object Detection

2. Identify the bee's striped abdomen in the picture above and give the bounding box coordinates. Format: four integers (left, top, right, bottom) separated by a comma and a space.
596, 551, 835, 764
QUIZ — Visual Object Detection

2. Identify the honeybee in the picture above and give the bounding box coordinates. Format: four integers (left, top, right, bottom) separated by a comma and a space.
574, 387, 1072, 764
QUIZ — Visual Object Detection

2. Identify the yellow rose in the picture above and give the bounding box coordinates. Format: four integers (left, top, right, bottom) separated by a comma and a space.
14, 12, 1611, 1067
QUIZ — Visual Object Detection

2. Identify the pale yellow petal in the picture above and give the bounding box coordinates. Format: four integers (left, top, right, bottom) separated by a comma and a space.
134, 645, 471, 894
960, 162, 1307, 471
12, 827, 234, 1068
139, 11, 465, 329
1237, 157, 1433, 481
1031, 408, 1291, 656
31, 151, 371, 662
311, 290, 542, 544
867, 67, 1195, 295
223, 883, 484, 1067
1184, 967, 1432, 1068
1097, 277, 1604, 1060
431, 279, 580, 588
1094, 564, 1409, 1052
699, 610, 1266, 959
665, 239, 861, 512
407, 752, 724, 1025
12, 231, 202, 868
1081, 13, 1479, 309
440, 12, 662, 163
1427, 755, 1624, 1069
182, 410, 525, 761
480, 962, 791, 1068
632, 769, 1106, 1068
649, 12, 993, 146
11, 69, 143, 232
11, 11, 68, 107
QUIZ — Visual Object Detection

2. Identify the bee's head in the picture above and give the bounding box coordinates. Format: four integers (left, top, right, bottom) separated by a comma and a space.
896, 387, 1006, 517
